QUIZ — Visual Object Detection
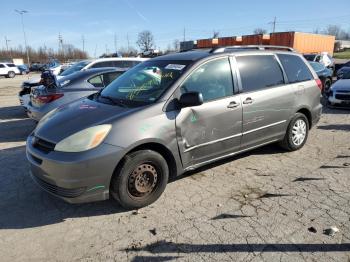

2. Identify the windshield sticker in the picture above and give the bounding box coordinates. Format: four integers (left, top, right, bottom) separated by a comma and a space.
165, 64, 186, 70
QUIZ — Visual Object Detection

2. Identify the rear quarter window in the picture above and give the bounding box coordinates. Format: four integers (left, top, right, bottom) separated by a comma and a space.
237, 55, 285, 93
278, 54, 314, 84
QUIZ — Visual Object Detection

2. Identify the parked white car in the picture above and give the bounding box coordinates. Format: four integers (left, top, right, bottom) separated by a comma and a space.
327, 70, 350, 107
0, 63, 20, 78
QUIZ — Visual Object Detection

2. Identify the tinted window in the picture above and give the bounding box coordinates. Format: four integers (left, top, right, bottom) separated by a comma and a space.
91, 61, 114, 68
0, 64, 5, 68
303, 55, 316, 61
6, 64, 16, 67
237, 55, 284, 93
180, 58, 234, 102
88, 75, 104, 88
278, 54, 314, 84
102, 71, 124, 86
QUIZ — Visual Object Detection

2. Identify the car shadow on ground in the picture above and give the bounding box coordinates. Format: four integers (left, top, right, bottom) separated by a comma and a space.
317, 124, 350, 131
0, 105, 28, 120
0, 118, 36, 143
125, 241, 350, 256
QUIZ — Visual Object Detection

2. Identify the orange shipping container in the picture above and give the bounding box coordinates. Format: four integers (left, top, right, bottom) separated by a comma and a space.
197, 39, 212, 48
270, 32, 335, 55
242, 34, 270, 45
218, 37, 238, 46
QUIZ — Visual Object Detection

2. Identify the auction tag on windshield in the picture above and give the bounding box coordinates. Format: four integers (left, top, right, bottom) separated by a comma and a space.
165, 64, 186, 70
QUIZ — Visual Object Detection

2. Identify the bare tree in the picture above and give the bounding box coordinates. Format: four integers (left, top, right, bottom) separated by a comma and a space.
323, 25, 341, 38
136, 30, 154, 52
253, 28, 267, 34
173, 39, 180, 51
213, 31, 220, 38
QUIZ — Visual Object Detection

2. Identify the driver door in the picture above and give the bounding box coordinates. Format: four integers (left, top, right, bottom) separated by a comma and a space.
175, 57, 242, 168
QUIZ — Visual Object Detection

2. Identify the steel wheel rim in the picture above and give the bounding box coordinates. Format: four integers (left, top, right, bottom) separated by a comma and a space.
292, 119, 307, 146
128, 163, 158, 198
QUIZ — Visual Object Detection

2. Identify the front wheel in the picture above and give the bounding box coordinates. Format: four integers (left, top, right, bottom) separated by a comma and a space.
7, 71, 15, 78
279, 113, 309, 151
110, 150, 169, 209
323, 78, 332, 93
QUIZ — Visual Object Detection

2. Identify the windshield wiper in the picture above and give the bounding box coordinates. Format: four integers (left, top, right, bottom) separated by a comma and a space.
99, 95, 127, 108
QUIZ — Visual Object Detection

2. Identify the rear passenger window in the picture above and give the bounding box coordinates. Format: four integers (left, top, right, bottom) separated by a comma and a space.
0, 64, 5, 68
88, 75, 104, 88
237, 55, 284, 93
278, 54, 313, 83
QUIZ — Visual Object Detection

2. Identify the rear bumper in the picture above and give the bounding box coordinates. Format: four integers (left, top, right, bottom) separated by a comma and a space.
26, 135, 125, 203
26, 104, 46, 121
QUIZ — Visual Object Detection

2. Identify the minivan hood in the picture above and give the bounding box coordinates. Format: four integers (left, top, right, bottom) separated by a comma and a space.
331, 79, 350, 91
34, 98, 140, 143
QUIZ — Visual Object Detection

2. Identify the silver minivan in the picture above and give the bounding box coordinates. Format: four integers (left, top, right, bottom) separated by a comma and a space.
26, 46, 322, 209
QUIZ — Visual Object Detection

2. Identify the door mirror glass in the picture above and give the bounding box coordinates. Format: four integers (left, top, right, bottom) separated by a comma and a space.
178, 92, 203, 107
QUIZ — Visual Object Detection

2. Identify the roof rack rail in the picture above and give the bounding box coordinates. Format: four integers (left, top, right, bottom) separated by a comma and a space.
210, 45, 295, 53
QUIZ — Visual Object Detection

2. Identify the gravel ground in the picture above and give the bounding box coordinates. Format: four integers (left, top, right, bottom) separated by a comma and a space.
0, 75, 350, 262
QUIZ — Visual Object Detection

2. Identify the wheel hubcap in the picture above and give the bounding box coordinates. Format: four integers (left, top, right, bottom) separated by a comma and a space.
128, 164, 158, 197
292, 119, 307, 146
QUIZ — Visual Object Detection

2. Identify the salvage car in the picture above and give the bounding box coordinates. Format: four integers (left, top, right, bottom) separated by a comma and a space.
336, 66, 350, 79
27, 68, 126, 121
327, 70, 350, 107
27, 47, 322, 209
19, 57, 148, 107
304, 52, 335, 70
309, 62, 333, 92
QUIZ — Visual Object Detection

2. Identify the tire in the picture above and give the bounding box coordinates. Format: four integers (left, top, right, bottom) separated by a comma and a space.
110, 150, 169, 209
7, 71, 15, 78
323, 78, 332, 93
279, 113, 309, 151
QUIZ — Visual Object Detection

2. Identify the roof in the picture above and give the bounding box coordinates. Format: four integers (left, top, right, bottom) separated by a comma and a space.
59, 67, 126, 82
93, 57, 148, 62
152, 50, 211, 62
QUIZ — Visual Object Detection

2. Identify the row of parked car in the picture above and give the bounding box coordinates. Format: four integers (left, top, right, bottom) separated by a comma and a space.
21, 46, 350, 210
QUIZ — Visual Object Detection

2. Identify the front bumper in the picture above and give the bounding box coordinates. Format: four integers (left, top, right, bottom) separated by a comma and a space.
26, 135, 125, 203
328, 95, 350, 106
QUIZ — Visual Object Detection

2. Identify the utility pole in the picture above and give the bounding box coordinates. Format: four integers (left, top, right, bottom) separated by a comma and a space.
126, 33, 130, 54
15, 9, 30, 65
4, 36, 11, 57
82, 35, 85, 52
269, 16, 277, 33
114, 33, 118, 53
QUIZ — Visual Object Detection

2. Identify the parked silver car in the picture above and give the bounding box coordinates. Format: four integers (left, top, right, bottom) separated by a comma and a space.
27, 46, 322, 209
27, 68, 126, 121
328, 70, 350, 107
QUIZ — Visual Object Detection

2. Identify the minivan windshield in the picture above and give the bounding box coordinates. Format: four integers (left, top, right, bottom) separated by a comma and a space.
99, 60, 191, 106
60, 60, 90, 77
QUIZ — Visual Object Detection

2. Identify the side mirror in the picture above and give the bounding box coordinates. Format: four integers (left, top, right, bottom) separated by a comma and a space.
178, 92, 203, 108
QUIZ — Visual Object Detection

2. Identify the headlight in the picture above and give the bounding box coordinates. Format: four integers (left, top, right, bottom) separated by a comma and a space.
54, 125, 112, 152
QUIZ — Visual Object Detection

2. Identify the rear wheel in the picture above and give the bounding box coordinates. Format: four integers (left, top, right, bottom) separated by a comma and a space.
279, 113, 309, 151
7, 71, 15, 78
110, 150, 169, 209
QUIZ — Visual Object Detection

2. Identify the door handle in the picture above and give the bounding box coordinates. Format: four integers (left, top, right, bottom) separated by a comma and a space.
243, 97, 253, 104
227, 101, 239, 109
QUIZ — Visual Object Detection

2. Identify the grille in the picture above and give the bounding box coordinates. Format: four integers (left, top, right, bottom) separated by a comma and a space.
33, 137, 56, 154
335, 94, 350, 100
31, 174, 86, 198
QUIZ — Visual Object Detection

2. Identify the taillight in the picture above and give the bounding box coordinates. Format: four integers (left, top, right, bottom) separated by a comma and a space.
315, 79, 323, 91
37, 94, 64, 104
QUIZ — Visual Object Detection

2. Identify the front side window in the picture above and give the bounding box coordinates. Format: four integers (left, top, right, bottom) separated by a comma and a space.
180, 57, 234, 102
237, 55, 284, 93
6, 64, 16, 67
0, 64, 5, 68
99, 60, 191, 106
278, 54, 314, 84
60, 60, 90, 76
